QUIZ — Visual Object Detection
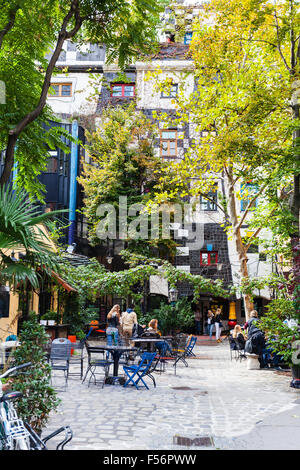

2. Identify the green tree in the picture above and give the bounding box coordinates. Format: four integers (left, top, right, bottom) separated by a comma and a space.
78, 103, 177, 255
0, 185, 65, 289
0, 0, 166, 195
151, 1, 299, 319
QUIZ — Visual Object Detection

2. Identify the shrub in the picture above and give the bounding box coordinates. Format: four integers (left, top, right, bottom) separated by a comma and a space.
140, 298, 194, 335
12, 317, 60, 433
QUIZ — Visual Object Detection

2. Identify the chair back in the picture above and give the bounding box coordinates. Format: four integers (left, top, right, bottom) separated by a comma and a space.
229, 335, 237, 350
139, 352, 157, 372
50, 339, 72, 361
85, 344, 106, 363
186, 336, 197, 354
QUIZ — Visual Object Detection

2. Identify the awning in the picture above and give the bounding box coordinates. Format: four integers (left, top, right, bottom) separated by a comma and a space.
51, 271, 77, 293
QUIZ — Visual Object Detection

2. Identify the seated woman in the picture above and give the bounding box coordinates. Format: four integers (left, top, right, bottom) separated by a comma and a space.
232, 324, 246, 349
147, 319, 172, 356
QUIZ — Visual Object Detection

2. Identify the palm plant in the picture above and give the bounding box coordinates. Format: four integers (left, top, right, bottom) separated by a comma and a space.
0, 185, 67, 289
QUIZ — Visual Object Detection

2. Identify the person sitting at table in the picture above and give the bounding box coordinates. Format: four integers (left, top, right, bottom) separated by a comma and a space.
106, 304, 121, 345
146, 319, 161, 336
146, 319, 172, 356
232, 324, 246, 350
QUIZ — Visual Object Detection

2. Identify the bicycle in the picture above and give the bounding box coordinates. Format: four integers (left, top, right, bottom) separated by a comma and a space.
0, 362, 73, 450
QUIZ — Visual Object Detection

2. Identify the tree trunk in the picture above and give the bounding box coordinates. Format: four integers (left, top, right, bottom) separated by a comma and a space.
0, 0, 81, 186
226, 166, 254, 321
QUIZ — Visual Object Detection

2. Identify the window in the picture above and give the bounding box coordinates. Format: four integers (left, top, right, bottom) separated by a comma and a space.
46, 157, 58, 174
200, 185, 218, 211
49, 83, 72, 97
161, 84, 178, 98
0, 289, 9, 318
184, 32, 193, 45
160, 129, 177, 158
241, 183, 258, 211
111, 83, 135, 98
200, 251, 218, 266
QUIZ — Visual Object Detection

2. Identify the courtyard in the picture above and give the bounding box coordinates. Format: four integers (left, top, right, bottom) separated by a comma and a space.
43, 337, 300, 451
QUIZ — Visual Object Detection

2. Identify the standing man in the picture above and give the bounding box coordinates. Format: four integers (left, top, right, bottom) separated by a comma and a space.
194, 308, 201, 335
121, 306, 138, 346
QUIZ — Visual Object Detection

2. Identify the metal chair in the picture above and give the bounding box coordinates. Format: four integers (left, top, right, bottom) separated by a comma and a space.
173, 336, 197, 374
123, 352, 157, 390
234, 336, 247, 361
228, 335, 238, 361
82, 344, 113, 388
50, 338, 72, 390
68, 339, 86, 380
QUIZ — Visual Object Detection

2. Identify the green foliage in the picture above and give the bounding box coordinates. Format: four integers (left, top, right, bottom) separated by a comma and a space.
59, 252, 229, 327
258, 298, 298, 366
0, 185, 67, 289
61, 293, 98, 339
41, 310, 57, 321
140, 298, 194, 335
78, 103, 177, 254
12, 316, 60, 433
0, 0, 166, 196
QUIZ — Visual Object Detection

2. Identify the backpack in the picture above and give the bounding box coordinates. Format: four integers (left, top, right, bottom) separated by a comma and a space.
131, 323, 145, 338
245, 329, 265, 355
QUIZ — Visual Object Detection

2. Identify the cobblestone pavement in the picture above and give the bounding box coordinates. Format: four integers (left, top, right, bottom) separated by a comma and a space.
42, 337, 300, 450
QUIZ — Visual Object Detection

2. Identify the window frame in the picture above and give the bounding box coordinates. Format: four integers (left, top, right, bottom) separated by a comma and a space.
200, 185, 218, 211
240, 183, 258, 212
49, 83, 72, 97
160, 129, 177, 158
200, 251, 218, 266
110, 83, 135, 98
161, 84, 178, 98
184, 32, 193, 45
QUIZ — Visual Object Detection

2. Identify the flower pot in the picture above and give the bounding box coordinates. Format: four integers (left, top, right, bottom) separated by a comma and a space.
40, 320, 47, 326
48, 320, 56, 326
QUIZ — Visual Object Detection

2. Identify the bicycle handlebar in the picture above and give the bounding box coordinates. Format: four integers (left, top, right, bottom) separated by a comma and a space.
0, 362, 32, 379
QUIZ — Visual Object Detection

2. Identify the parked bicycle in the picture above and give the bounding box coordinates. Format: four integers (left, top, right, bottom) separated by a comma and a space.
0, 362, 73, 450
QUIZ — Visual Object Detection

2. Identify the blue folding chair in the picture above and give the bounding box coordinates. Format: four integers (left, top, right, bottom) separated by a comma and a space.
123, 352, 157, 390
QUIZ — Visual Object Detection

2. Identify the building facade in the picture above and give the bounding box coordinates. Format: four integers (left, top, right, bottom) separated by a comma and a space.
39, 1, 273, 327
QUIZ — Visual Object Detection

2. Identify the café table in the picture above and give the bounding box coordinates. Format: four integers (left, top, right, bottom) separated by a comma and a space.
98, 345, 137, 385
130, 337, 165, 352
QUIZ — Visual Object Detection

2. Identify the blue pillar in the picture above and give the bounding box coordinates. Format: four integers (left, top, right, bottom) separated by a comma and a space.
68, 120, 79, 245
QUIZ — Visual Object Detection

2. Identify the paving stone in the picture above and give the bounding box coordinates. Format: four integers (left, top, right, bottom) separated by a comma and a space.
42, 340, 297, 450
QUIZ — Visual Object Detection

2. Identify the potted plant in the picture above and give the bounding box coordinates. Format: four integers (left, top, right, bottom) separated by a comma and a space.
42, 310, 57, 326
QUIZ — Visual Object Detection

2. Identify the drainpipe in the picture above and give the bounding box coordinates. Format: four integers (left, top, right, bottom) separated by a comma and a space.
68, 120, 79, 245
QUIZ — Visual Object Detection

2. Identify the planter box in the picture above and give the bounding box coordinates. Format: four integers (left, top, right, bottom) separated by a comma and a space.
40, 320, 47, 326
48, 320, 56, 326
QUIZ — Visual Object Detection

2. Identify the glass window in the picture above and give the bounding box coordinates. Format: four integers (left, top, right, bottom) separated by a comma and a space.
241, 183, 258, 211
49, 83, 72, 97
61, 84, 71, 96
200, 252, 218, 266
161, 84, 178, 98
50, 85, 60, 96
200, 186, 218, 211
111, 83, 135, 98
46, 157, 58, 174
124, 85, 135, 97
160, 129, 177, 158
0, 290, 9, 318
184, 32, 193, 45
